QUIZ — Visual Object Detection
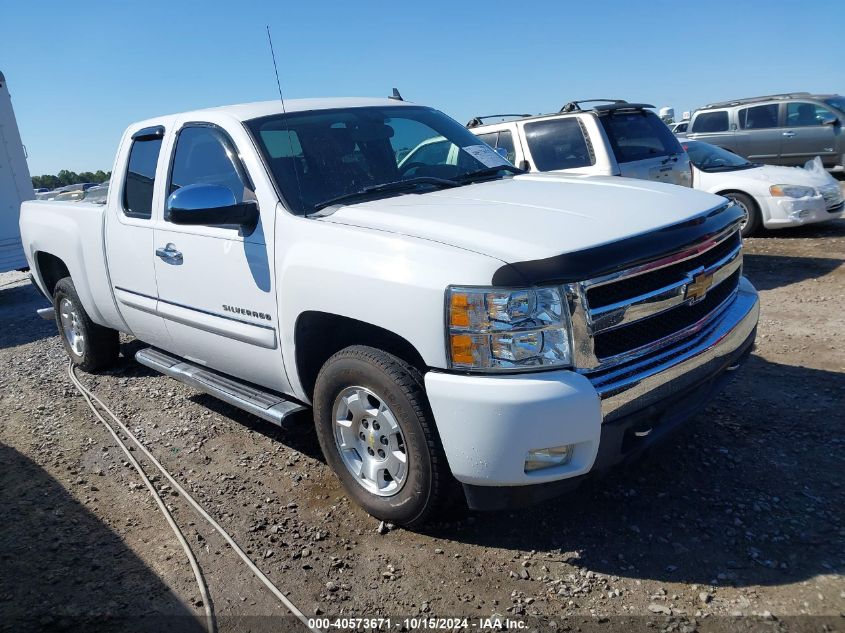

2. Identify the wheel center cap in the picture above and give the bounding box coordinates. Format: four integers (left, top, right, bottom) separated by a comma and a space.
366, 429, 377, 450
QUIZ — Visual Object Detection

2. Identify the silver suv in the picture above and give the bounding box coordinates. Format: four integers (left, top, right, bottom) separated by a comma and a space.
686, 93, 845, 169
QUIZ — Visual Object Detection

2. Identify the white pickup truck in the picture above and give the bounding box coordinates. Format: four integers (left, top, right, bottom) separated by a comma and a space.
20, 97, 759, 526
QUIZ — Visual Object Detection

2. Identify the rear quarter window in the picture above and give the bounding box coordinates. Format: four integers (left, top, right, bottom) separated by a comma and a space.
523, 118, 594, 171
123, 136, 163, 219
599, 111, 683, 163
690, 111, 730, 134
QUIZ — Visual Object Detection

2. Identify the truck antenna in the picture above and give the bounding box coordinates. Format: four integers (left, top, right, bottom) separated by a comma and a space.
266, 26, 305, 213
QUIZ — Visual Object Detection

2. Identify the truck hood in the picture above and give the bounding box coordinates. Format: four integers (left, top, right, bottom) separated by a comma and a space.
322, 173, 727, 263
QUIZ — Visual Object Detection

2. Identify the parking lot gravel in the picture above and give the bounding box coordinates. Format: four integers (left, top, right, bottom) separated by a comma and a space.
1, 213, 843, 631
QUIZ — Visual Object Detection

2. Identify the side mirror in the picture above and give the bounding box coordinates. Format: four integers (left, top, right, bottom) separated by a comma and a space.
165, 184, 258, 228
820, 114, 840, 126
517, 160, 531, 171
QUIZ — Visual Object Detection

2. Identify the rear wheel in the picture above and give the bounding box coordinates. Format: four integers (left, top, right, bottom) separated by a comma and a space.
724, 191, 761, 238
313, 345, 453, 527
53, 277, 119, 372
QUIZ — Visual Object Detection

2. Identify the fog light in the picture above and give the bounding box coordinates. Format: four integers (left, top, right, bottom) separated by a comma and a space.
525, 445, 574, 472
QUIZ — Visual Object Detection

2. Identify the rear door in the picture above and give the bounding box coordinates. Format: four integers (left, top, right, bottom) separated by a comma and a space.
104, 126, 173, 349
734, 103, 783, 163
780, 101, 841, 166
598, 109, 691, 186
151, 119, 288, 392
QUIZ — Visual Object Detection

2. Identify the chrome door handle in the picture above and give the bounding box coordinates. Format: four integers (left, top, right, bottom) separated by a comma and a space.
782, 131, 796, 137
155, 243, 183, 264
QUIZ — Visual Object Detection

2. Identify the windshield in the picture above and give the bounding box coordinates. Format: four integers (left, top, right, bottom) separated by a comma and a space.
246, 106, 515, 215
683, 141, 755, 171
824, 96, 845, 115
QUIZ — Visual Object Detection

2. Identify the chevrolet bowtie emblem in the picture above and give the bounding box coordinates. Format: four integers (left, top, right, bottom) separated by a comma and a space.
686, 270, 714, 304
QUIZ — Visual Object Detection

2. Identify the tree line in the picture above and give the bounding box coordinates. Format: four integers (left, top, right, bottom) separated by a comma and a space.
31, 170, 111, 190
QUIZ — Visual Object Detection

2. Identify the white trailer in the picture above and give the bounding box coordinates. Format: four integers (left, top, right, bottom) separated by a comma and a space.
0, 70, 33, 272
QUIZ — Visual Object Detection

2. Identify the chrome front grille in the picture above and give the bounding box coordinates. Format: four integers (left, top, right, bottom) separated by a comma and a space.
566, 221, 744, 372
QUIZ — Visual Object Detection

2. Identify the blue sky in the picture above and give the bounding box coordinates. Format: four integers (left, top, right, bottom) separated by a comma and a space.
3, 0, 842, 175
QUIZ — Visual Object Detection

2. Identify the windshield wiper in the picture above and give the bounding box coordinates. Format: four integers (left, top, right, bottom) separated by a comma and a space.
451, 165, 524, 184
313, 177, 459, 211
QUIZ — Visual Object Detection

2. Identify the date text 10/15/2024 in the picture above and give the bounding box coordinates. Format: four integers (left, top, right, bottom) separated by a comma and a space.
307, 617, 528, 631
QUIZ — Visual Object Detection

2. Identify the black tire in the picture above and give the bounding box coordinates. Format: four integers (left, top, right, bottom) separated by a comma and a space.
53, 277, 119, 372
724, 191, 761, 238
313, 345, 453, 527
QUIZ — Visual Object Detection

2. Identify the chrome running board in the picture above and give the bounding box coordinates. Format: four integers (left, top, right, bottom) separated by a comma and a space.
135, 348, 306, 427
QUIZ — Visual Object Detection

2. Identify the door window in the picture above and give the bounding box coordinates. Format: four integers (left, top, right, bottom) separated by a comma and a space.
168, 126, 251, 207
476, 130, 516, 163
496, 130, 516, 163
690, 111, 729, 133
738, 104, 778, 129
786, 102, 833, 127
123, 135, 163, 219
476, 132, 498, 148
524, 118, 593, 171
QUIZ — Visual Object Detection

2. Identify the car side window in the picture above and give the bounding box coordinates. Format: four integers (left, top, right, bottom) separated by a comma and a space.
476, 132, 498, 148
524, 118, 593, 171
476, 131, 516, 163
497, 130, 516, 163
739, 104, 778, 129
123, 133, 163, 219
691, 111, 729, 133
786, 102, 832, 127
168, 126, 251, 206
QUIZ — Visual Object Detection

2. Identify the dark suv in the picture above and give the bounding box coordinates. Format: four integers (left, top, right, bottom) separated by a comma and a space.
686, 93, 845, 169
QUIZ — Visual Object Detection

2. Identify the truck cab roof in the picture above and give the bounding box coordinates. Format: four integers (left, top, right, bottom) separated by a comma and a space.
141, 97, 416, 127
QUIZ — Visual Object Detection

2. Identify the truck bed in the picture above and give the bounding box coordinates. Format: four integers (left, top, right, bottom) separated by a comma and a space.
19, 200, 121, 328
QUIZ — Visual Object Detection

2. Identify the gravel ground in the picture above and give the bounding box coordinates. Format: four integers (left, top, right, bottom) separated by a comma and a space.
1, 214, 844, 632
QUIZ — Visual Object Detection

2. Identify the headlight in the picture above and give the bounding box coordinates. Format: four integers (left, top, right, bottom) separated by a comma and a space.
446, 286, 572, 371
770, 184, 816, 198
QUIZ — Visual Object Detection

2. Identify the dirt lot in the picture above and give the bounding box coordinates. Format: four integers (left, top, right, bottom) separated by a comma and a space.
1, 213, 844, 631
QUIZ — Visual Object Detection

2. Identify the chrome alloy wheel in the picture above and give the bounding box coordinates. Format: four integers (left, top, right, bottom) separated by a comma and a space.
59, 297, 85, 356
333, 386, 408, 497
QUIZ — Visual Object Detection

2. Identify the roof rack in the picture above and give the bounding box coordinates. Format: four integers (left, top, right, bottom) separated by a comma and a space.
559, 99, 627, 113
466, 114, 532, 128
699, 92, 812, 110
559, 99, 656, 114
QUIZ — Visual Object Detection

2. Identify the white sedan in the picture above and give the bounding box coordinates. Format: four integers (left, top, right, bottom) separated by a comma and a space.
682, 140, 844, 237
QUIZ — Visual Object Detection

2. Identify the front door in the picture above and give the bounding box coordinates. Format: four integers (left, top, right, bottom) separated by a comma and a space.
780, 102, 841, 166
151, 121, 288, 392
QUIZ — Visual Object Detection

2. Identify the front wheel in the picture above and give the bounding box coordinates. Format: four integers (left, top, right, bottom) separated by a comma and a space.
53, 277, 119, 372
724, 192, 761, 238
313, 346, 453, 527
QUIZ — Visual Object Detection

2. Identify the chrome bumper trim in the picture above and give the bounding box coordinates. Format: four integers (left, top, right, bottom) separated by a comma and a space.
590, 276, 759, 421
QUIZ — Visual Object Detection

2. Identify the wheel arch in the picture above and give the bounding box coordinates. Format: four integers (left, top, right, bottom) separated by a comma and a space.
294, 311, 428, 401
716, 189, 760, 211
34, 251, 71, 297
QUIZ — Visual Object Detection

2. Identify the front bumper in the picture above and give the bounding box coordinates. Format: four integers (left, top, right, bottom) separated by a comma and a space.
425, 277, 759, 510
761, 194, 844, 228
